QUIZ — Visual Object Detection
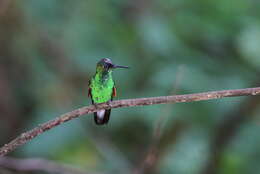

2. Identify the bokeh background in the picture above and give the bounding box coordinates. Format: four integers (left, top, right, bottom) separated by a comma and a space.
1, 0, 260, 174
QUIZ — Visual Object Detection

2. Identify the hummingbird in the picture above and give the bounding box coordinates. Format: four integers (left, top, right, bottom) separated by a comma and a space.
88, 58, 129, 125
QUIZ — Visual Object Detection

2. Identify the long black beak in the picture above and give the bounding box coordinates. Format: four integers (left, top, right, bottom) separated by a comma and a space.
111, 64, 129, 69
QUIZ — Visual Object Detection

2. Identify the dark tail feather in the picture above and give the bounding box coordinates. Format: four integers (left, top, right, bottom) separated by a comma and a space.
94, 109, 111, 125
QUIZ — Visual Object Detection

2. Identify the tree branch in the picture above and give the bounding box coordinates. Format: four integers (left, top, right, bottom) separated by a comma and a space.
0, 87, 260, 156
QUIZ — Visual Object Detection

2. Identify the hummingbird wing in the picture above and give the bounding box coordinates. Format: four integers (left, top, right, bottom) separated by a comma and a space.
88, 80, 94, 104
88, 87, 91, 97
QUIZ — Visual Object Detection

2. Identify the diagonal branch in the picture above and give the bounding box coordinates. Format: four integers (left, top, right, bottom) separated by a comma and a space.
1, 87, 260, 156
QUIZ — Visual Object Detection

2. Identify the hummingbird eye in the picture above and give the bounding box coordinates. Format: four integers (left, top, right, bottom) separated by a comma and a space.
103, 63, 109, 69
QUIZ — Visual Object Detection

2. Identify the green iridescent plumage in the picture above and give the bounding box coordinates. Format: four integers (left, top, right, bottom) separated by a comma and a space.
89, 66, 114, 103
88, 58, 129, 125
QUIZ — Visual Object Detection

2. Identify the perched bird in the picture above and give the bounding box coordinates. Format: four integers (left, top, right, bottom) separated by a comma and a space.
88, 58, 129, 125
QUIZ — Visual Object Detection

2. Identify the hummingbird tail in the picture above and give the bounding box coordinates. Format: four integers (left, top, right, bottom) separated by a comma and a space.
94, 109, 111, 125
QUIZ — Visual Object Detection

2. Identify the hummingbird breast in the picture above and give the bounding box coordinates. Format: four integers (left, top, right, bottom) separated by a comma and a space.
90, 74, 114, 103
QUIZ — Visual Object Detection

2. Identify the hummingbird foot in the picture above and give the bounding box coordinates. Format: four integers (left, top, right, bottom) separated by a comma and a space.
106, 101, 112, 108
93, 103, 99, 110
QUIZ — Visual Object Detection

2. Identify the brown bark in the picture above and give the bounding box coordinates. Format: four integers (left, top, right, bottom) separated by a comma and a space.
0, 87, 260, 156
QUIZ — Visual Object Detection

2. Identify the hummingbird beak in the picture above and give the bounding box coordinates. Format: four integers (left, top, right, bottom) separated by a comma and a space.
110, 64, 129, 69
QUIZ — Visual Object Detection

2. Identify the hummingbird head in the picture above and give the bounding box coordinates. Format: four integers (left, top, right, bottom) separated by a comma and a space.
97, 58, 129, 72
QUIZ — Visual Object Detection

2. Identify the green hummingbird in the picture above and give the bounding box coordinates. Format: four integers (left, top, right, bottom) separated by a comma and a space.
88, 58, 129, 125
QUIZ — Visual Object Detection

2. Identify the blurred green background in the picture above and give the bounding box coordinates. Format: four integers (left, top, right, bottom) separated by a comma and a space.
1, 0, 260, 174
